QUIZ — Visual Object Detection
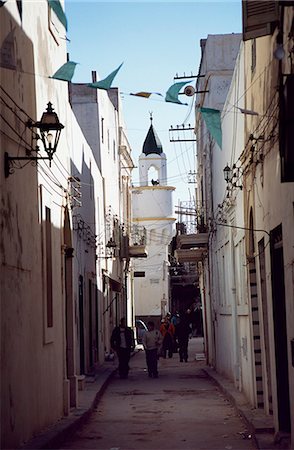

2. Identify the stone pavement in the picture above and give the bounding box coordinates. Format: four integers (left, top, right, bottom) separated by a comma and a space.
22, 338, 277, 450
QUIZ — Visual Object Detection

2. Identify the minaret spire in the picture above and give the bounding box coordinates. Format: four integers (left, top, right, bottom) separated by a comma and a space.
142, 114, 162, 156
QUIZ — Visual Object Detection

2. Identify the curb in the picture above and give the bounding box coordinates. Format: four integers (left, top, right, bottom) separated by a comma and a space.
21, 368, 118, 450
22, 349, 142, 449
202, 367, 275, 450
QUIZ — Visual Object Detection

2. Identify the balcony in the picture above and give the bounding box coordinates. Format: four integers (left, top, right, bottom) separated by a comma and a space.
176, 232, 209, 249
175, 248, 207, 263
119, 225, 148, 259
128, 243, 148, 258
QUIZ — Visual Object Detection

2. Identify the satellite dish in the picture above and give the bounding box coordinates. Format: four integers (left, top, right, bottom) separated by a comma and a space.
184, 85, 195, 97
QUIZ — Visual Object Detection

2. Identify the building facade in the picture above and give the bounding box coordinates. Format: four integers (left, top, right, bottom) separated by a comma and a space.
241, 1, 294, 444
0, 1, 135, 447
193, 4, 294, 446
132, 118, 175, 325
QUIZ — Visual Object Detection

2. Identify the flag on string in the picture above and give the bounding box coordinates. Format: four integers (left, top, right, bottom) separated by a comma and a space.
200, 107, 222, 149
130, 92, 163, 98
165, 81, 191, 105
87, 63, 123, 90
51, 61, 77, 81
48, 0, 67, 31
237, 107, 258, 116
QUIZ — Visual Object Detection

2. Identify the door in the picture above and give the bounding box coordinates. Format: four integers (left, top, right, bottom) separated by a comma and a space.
64, 208, 76, 406
270, 224, 290, 432
79, 275, 85, 374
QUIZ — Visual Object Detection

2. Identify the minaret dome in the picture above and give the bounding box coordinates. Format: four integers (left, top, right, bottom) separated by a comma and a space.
142, 113, 163, 155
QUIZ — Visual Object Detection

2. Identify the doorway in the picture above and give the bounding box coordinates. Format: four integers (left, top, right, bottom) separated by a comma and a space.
270, 224, 290, 432
63, 207, 76, 407
79, 275, 85, 374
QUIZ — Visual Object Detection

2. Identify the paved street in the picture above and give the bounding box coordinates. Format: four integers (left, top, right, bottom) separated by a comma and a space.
58, 338, 256, 450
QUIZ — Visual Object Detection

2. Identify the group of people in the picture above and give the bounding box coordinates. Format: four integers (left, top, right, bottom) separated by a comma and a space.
160, 312, 192, 363
110, 311, 193, 379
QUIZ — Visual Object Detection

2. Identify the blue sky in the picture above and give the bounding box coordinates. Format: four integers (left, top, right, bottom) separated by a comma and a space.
65, 1, 242, 203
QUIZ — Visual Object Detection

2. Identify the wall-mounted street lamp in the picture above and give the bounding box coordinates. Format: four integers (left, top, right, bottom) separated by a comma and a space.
4, 102, 64, 178
106, 237, 117, 248
223, 163, 233, 183
223, 163, 243, 191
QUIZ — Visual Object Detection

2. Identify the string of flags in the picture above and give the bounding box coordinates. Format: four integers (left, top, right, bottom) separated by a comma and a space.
199, 107, 222, 149
51, 61, 194, 106
41, 1, 224, 146
51, 61, 222, 147
46, 1, 194, 107
1, 0, 259, 150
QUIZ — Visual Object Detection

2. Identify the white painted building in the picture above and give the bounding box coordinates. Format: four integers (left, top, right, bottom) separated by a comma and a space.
198, 41, 257, 403
0, 1, 134, 447
132, 118, 176, 324
195, 34, 242, 381
196, 9, 294, 446
241, 3, 294, 444
70, 82, 135, 359
0, 1, 96, 446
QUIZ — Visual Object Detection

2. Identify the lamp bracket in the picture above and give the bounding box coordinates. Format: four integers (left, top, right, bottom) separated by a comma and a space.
4, 152, 50, 178
4, 102, 63, 178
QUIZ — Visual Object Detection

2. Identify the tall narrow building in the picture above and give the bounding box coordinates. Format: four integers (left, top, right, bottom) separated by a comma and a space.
132, 117, 176, 326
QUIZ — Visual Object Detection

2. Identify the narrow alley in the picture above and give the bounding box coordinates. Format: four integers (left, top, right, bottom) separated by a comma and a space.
56, 338, 256, 450
2, 3, 294, 449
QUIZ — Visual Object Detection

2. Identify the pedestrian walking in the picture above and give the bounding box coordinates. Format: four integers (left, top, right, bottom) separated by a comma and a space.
160, 316, 175, 358
110, 317, 135, 379
142, 321, 162, 378
175, 312, 191, 362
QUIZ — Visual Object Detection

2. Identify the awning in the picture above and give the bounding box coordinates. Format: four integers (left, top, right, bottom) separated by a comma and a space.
109, 277, 122, 292
103, 272, 122, 292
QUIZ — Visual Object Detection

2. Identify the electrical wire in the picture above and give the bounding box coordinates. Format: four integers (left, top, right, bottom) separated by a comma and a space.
0, 112, 32, 149
0, 85, 36, 121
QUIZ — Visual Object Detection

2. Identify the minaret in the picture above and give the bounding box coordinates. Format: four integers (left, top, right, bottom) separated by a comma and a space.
139, 113, 167, 186
132, 116, 176, 325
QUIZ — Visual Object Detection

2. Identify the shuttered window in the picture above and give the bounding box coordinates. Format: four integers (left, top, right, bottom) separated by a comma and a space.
242, 0, 279, 41
280, 75, 294, 182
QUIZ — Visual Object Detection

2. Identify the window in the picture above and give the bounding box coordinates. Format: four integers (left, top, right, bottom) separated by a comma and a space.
242, 1, 279, 41
113, 140, 116, 161
0, 29, 16, 69
101, 118, 104, 143
45, 207, 53, 327
280, 75, 294, 182
251, 38, 256, 73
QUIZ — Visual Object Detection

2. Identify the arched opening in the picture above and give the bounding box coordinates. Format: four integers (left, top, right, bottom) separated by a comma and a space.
148, 166, 159, 186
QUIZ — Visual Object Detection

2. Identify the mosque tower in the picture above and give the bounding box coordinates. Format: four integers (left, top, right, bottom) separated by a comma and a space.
132, 115, 176, 325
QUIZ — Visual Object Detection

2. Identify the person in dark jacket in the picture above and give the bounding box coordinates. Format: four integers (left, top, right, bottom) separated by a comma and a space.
175, 312, 191, 362
160, 317, 175, 358
110, 318, 135, 378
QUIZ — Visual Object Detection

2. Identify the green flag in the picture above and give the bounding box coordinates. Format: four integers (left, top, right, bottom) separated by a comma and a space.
48, 0, 67, 31
130, 92, 163, 98
87, 63, 123, 90
165, 81, 191, 105
51, 61, 77, 82
200, 107, 222, 149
